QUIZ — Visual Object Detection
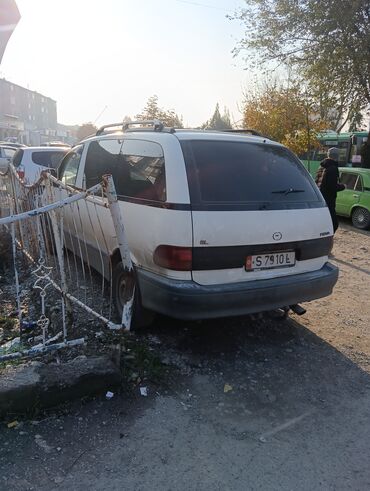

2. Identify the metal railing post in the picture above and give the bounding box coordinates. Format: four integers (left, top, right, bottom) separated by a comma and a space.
103, 174, 134, 331
44, 178, 73, 333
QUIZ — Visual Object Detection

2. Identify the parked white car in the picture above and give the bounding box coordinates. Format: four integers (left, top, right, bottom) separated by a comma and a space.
13, 146, 68, 183
40, 141, 72, 148
57, 121, 338, 326
0, 144, 17, 172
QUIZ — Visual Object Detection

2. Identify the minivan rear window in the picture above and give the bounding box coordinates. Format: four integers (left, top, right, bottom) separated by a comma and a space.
181, 140, 324, 210
31, 151, 67, 169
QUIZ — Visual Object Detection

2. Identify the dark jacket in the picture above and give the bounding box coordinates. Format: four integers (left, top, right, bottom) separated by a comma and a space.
360, 136, 370, 169
315, 158, 345, 205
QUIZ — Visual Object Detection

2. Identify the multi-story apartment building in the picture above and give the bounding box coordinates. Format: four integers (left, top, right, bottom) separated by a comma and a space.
0, 78, 58, 144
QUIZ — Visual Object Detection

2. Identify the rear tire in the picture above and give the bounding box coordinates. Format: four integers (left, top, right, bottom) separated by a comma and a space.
112, 261, 155, 329
351, 207, 370, 230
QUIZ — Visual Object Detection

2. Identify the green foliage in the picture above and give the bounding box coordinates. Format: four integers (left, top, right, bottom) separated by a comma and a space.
121, 338, 165, 384
243, 80, 326, 155
348, 105, 366, 132
202, 103, 233, 130
232, 0, 370, 130
136, 95, 183, 128
0, 316, 16, 331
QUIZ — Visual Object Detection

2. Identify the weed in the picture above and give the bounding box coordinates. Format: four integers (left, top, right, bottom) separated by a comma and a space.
121, 337, 165, 385
0, 316, 16, 332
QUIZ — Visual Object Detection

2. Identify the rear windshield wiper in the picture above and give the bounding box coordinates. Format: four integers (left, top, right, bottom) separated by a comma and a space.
271, 188, 305, 195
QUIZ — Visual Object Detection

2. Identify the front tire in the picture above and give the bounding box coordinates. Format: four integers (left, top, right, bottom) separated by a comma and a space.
351, 207, 370, 230
112, 261, 155, 329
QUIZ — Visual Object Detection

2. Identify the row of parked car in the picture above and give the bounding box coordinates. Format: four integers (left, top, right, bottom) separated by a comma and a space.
2, 135, 370, 230
0, 142, 70, 182
0, 122, 368, 327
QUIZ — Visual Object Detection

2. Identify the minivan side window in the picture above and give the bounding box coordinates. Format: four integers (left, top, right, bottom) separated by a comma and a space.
58, 145, 83, 186
84, 139, 123, 189
118, 140, 166, 201
340, 173, 358, 190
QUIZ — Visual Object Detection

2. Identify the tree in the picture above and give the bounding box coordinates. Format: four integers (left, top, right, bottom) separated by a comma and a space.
232, 0, 370, 131
348, 104, 366, 132
136, 95, 183, 128
243, 81, 327, 155
202, 103, 233, 130
76, 122, 97, 141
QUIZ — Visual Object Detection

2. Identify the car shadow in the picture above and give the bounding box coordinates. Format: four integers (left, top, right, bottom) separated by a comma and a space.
332, 256, 370, 276
139, 313, 370, 416
338, 216, 370, 236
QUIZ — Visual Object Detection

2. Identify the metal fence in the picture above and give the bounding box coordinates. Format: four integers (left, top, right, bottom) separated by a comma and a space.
0, 164, 134, 362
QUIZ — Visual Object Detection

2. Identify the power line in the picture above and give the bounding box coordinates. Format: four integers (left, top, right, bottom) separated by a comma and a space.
173, 0, 229, 12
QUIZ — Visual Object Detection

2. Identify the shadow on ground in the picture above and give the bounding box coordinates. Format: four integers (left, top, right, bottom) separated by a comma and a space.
338, 216, 370, 236
139, 312, 370, 418
1, 313, 370, 491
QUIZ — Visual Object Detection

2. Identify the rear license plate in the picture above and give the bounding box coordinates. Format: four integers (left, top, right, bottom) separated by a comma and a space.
245, 251, 295, 271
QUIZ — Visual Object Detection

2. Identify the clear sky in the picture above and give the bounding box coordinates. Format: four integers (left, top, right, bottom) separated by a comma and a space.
1, 0, 250, 128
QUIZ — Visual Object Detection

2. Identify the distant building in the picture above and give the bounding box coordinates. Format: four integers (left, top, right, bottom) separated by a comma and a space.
0, 78, 61, 145
57, 123, 79, 145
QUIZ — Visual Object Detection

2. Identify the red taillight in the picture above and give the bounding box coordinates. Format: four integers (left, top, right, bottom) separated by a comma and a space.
154, 245, 192, 271
17, 168, 25, 180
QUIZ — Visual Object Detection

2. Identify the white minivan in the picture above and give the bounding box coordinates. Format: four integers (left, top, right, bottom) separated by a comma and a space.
57, 121, 338, 323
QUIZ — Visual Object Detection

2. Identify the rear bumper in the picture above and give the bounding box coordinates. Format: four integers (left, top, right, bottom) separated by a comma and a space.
137, 262, 339, 320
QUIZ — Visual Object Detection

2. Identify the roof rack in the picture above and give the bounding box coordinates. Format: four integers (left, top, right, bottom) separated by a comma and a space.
96, 119, 176, 136
224, 128, 265, 137
124, 120, 165, 132
96, 122, 125, 136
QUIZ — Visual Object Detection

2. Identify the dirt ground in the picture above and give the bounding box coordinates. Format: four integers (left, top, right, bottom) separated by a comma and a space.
1, 218, 370, 491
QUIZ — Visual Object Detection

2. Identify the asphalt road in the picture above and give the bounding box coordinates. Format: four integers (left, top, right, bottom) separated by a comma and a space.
1, 223, 370, 491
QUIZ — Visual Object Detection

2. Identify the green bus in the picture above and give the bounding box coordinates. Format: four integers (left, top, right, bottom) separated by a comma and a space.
300, 130, 369, 178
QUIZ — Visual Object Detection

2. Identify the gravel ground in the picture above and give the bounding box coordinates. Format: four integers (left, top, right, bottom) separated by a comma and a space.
1, 219, 370, 491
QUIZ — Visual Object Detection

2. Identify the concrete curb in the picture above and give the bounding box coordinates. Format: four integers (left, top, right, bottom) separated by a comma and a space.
0, 355, 122, 418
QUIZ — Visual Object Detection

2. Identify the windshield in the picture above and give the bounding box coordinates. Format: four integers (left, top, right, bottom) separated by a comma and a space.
181, 140, 324, 210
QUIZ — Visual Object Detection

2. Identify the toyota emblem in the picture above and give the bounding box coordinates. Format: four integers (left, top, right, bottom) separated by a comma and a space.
273, 232, 282, 241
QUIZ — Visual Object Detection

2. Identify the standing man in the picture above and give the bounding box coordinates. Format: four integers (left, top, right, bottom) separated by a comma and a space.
360, 131, 370, 169
315, 147, 345, 233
